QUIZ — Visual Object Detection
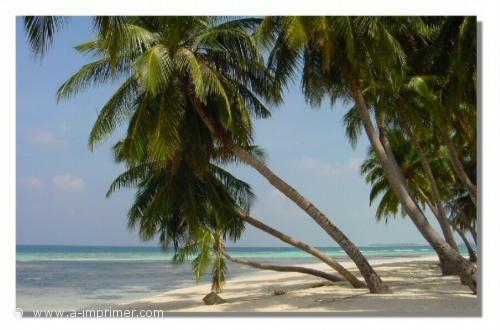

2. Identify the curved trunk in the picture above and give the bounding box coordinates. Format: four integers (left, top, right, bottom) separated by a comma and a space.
402, 121, 459, 252
443, 131, 477, 206
417, 189, 461, 275
241, 214, 365, 288
187, 93, 389, 293
452, 200, 478, 247
450, 223, 477, 263
231, 146, 391, 292
222, 251, 344, 283
470, 225, 478, 246
349, 79, 476, 293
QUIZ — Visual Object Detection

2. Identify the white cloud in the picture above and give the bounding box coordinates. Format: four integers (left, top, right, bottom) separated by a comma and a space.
297, 156, 363, 176
19, 176, 43, 189
51, 174, 85, 192
30, 129, 66, 147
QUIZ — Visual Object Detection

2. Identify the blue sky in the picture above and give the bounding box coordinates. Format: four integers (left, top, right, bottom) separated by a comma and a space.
16, 17, 438, 247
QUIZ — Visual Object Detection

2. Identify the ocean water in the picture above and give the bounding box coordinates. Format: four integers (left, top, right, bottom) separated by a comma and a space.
16, 244, 468, 311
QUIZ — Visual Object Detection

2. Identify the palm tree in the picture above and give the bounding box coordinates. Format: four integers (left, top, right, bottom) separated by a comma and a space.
109, 145, 347, 291
25, 16, 388, 293
355, 16, 477, 270
240, 214, 365, 287
111, 116, 362, 287
175, 227, 345, 292
355, 97, 463, 274
220, 250, 343, 283
24, 16, 69, 57
107, 95, 355, 287
360, 129, 477, 263
424, 17, 477, 205
173, 227, 229, 294
260, 16, 476, 292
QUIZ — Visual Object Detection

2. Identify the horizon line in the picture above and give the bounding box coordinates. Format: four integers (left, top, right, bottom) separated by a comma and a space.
16, 243, 432, 249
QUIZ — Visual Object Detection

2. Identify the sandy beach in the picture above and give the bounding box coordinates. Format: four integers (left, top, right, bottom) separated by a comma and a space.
120, 256, 479, 315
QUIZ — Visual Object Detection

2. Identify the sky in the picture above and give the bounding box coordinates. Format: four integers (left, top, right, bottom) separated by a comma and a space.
16, 17, 443, 247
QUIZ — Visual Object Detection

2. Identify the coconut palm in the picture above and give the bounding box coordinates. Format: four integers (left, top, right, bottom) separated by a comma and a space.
417, 17, 477, 204
111, 113, 362, 287
24, 16, 69, 57
361, 135, 477, 262
360, 129, 477, 263
107, 96, 354, 288
240, 214, 364, 287
347, 16, 477, 267
260, 16, 477, 292
25, 16, 387, 292
175, 227, 345, 293
173, 227, 228, 294
109, 143, 347, 291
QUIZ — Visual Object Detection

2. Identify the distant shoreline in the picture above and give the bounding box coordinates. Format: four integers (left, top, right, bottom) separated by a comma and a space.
16, 243, 428, 248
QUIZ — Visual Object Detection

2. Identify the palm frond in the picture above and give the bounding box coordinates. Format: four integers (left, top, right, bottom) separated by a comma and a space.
23, 16, 68, 57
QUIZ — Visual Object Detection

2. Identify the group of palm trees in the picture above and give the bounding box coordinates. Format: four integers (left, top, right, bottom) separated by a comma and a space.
24, 16, 477, 296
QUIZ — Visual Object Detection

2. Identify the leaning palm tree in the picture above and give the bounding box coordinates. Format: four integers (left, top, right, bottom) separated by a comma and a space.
104, 82, 361, 287
175, 226, 345, 294
26, 16, 387, 292
109, 143, 347, 291
239, 214, 364, 287
338, 16, 477, 271
259, 16, 476, 292
360, 129, 477, 263
361, 134, 477, 262
107, 98, 353, 287
116, 160, 361, 287
417, 17, 477, 205
110, 108, 361, 287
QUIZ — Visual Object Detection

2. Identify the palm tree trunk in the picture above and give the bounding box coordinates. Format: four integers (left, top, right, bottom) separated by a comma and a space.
221, 251, 344, 283
450, 223, 477, 263
451, 200, 477, 248
442, 131, 477, 206
470, 224, 478, 246
187, 90, 390, 293
349, 78, 476, 293
416, 188, 463, 275
241, 213, 365, 288
401, 120, 459, 252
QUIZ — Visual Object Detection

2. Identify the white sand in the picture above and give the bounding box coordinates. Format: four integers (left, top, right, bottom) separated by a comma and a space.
120, 256, 479, 314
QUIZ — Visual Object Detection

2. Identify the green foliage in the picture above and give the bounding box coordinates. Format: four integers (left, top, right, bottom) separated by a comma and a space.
25, 15, 478, 288
260, 16, 476, 233
24, 16, 68, 57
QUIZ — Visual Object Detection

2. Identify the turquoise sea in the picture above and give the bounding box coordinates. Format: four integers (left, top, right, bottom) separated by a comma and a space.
16, 244, 468, 311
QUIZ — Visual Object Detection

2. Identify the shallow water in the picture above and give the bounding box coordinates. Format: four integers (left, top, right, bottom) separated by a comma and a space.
16, 244, 468, 310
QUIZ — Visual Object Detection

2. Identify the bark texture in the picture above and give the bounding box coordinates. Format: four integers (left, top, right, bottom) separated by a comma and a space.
187, 90, 390, 293
403, 122, 459, 252
470, 226, 478, 246
349, 79, 477, 293
450, 223, 477, 263
241, 214, 366, 288
222, 252, 344, 283
443, 131, 477, 206
417, 190, 461, 275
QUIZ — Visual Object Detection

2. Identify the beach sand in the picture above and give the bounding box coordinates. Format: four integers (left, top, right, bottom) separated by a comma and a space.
119, 256, 479, 315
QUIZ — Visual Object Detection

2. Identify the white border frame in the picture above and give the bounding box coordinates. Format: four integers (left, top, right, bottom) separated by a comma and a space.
2, 0, 500, 329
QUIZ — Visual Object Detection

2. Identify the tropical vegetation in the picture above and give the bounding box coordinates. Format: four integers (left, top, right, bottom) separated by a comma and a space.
23, 15, 477, 295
